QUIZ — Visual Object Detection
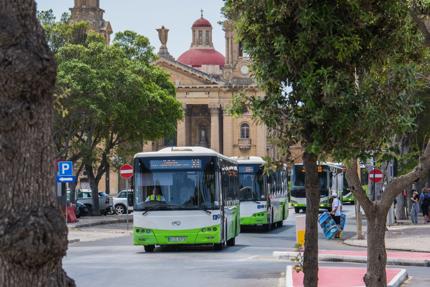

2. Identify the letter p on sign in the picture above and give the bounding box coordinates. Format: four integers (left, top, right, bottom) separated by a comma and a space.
58, 161, 73, 176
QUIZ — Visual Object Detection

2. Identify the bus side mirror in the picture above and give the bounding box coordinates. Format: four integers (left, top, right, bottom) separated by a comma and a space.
127, 192, 134, 207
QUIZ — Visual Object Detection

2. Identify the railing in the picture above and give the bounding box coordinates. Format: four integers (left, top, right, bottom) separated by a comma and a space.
238, 138, 251, 150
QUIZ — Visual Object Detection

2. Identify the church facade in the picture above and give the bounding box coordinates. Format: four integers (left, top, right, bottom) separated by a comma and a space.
146, 15, 276, 159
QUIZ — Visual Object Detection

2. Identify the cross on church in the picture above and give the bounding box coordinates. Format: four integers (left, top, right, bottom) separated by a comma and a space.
201, 9, 204, 18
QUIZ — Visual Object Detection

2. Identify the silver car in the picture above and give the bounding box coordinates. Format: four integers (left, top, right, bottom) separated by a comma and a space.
77, 189, 112, 215
113, 189, 133, 215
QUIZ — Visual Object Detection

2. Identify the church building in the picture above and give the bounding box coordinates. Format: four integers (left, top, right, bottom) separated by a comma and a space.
146, 14, 276, 159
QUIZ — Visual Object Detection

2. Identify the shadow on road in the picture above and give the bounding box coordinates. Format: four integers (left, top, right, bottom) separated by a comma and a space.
136, 244, 248, 254
240, 224, 292, 234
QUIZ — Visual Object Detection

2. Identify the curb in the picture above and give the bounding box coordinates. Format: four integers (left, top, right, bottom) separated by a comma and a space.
273, 251, 430, 267
285, 265, 408, 287
68, 239, 80, 244
388, 269, 408, 287
343, 239, 430, 253
68, 217, 132, 228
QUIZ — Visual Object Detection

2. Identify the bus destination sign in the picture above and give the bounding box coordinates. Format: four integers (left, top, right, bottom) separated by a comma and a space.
239, 165, 258, 173
150, 159, 202, 170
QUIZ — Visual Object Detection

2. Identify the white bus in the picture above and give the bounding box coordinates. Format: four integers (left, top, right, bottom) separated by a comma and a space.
234, 156, 289, 230
290, 163, 344, 213
132, 147, 240, 252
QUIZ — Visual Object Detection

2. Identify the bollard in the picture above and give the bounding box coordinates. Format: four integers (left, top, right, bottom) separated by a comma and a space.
296, 215, 306, 246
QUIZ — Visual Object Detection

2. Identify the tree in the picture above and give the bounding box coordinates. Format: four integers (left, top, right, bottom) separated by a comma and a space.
224, 1, 430, 286
38, 15, 183, 214
53, 29, 182, 214
0, 1, 74, 286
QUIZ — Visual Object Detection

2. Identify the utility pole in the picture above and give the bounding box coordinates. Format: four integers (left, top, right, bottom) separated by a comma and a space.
355, 159, 364, 239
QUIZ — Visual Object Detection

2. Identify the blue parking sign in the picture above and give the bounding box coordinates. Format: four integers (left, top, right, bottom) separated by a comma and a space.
58, 161, 73, 176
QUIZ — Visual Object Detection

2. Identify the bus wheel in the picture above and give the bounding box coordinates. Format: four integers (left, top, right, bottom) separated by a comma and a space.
264, 224, 272, 231
214, 243, 224, 251
277, 221, 283, 228
294, 207, 300, 214
144, 245, 155, 253
227, 237, 236, 247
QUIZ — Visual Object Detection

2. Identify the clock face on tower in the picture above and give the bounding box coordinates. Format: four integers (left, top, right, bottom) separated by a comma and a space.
240, 65, 249, 75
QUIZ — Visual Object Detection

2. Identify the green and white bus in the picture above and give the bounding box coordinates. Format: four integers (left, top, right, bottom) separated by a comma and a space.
132, 147, 240, 252
290, 163, 344, 213
234, 156, 289, 230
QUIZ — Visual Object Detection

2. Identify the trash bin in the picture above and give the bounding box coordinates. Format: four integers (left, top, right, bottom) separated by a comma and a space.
296, 215, 306, 246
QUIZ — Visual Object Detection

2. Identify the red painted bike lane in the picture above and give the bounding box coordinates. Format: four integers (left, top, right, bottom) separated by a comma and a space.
288, 266, 407, 287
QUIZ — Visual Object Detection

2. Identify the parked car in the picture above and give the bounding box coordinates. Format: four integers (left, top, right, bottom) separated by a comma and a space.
113, 189, 133, 215
76, 189, 112, 215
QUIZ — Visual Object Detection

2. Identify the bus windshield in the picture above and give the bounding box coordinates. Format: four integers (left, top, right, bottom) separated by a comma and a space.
238, 165, 265, 201
291, 165, 329, 196
134, 156, 218, 211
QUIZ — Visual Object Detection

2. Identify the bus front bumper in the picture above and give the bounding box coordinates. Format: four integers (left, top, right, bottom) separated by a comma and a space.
133, 225, 221, 246
240, 211, 268, 226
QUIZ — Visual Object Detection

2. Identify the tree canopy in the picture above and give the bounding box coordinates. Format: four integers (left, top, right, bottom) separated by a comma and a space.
225, 1, 429, 161
39, 12, 182, 209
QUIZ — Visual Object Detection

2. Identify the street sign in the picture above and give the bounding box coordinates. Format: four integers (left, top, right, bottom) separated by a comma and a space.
58, 161, 73, 176
56, 175, 77, 183
369, 168, 383, 183
120, 164, 133, 179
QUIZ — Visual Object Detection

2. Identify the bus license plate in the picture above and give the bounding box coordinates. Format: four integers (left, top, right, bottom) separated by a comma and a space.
168, 236, 186, 242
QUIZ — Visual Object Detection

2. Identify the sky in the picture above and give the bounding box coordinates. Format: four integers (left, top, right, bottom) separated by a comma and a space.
36, 0, 226, 58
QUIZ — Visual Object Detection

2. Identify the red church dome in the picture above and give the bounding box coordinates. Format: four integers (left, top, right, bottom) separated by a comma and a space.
192, 17, 212, 28
178, 48, 225, 68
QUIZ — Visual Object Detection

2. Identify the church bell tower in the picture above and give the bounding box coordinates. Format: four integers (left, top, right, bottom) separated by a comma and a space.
70, 0, 112, 44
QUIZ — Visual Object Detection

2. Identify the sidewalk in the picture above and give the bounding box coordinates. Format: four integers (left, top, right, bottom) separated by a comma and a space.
274, 249, 430, 266
68, 226, 132, 243
344, 223, 430, 252
68, 214, 132, 228
68, 214, 133, 243
285, 266, 407, 287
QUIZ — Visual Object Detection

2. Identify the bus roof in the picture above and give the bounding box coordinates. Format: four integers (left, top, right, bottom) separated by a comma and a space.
230, 156, 265, 165
293, 162, 344, 169
134, 146, 237, 163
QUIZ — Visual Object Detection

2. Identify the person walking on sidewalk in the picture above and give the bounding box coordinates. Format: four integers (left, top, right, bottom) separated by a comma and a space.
420, 184, 430, 223
330, 193, 342, 238
411, 191, 420, 224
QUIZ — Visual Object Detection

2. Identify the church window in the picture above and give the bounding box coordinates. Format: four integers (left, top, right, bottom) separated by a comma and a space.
205, 31, 210, 45
240, 123, 250, 139
198, 31, 203, 45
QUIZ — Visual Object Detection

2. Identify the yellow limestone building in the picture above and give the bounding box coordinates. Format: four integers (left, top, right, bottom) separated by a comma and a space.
146, 15, 276, 158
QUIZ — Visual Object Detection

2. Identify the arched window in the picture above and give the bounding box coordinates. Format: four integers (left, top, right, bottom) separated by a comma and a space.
240, 123, 250, 139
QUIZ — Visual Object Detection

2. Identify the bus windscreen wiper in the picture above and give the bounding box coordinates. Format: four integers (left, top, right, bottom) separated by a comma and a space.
142, 205, 165, 215
200, 206, 212, 214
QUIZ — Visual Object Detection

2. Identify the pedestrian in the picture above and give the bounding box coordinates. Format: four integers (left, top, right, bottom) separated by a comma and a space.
420, 184, 430, 223
410, 191, 420, 224
330, 193, 342, 238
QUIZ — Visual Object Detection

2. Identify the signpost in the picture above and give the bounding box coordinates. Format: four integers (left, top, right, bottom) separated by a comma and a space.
369, 168, 383, 183
120, 164, 133, 180
120, 164, 133, 230
56, 161, 76, 224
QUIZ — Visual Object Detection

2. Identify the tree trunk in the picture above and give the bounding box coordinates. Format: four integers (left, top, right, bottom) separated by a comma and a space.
0, 1, 74, 286
365, 207, 388, 287
85, 164, 100, 215
302, 152, 320, 287
105, 162, 110, 194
